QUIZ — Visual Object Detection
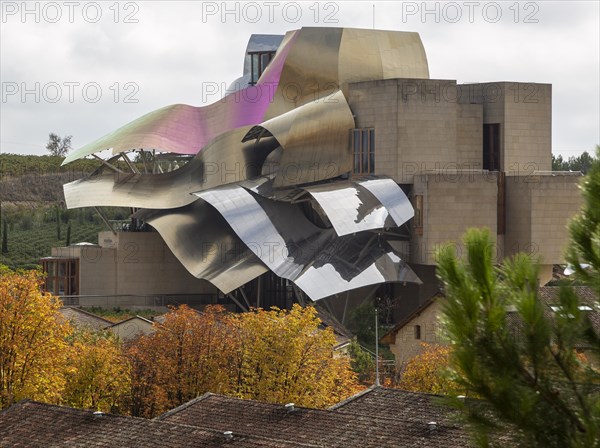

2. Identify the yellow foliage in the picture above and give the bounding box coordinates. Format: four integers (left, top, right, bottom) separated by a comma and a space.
230, 304, 361, 408
127, 304, 361, 417
397, 343, 461, 395
0, 269, 70, 409
127, 305, 235, 417
63, 331, 130, 413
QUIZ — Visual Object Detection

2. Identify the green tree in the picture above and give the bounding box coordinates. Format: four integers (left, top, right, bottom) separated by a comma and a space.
552, 148, 597, 174
55, 205, 61, 240
437, 147, 600, 447
1, 221, 7, 254
46, 133, 72, 157
65, 222, 71, 246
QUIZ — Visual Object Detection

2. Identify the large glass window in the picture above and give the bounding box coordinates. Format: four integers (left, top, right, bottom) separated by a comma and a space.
41, 258, 78, 296
351, 128, 375, 174
249, 51, 276, 84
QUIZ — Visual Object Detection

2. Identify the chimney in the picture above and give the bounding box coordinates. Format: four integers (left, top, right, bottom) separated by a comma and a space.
285, 403, 295, 413
223, 431, 233, 441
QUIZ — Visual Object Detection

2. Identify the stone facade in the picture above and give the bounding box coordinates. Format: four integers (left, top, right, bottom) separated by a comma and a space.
380, 295, 446, 369
348, 76, 582, 329
48, 231, 217, 305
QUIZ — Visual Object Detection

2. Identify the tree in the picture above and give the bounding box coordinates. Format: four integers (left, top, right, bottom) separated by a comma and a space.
0, 269, 70, 409
55, 205, 61, 240
65, 222, 71, 246
397, 343, 461, 395
127, 305, 234, 417
552, 148, 598, 174
347, 340, 375, 384
437, 145, 600, 448
1, 220, 7, 254
229, 305, 360, 408
63, 330, 130, 413
126, 304, 361, 417
46, 133, 72, 157
566, 146, 600, 292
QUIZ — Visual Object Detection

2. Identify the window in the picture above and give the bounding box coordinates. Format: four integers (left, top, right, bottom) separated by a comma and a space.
413, 195, 423, 236
351, 128, 375, 174
249, 51, 276, 84
41, 259, 78, 296
483, 123, 500, 171
414, 325, 421, 340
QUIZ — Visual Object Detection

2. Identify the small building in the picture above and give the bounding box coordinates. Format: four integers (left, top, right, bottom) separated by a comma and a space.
380, 292, 446, 369
106, 316, 155, 341
58, 306, 113, 332
381, 286, 600, 371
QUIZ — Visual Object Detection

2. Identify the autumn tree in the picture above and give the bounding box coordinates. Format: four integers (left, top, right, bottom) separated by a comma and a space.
397, 343, 461, 395
229, 305, 360, 408
126, 304, 361, 417
63, 330, 130, 413
127, 305, 234, 417
0, 268, 70, 409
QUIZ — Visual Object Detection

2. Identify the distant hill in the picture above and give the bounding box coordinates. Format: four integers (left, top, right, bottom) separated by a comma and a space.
0, 154, 98, 202
0, 154, 127, 269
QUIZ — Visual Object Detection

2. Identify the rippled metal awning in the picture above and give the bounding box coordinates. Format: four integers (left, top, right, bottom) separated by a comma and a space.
62, 27, 429, 300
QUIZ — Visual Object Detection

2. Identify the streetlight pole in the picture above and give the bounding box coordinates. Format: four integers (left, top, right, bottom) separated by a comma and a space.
375, 305, 380, 387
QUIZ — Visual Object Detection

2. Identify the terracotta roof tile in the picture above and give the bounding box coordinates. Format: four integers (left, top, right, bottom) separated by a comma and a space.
0, 400, 316, 448
159, 391, 471, 447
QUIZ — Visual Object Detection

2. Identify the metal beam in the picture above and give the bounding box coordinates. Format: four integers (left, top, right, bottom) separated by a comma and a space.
227, 293, 248, 312
121, 152, 140, 174
92, 154, 125, 173
93, 207, 117, 235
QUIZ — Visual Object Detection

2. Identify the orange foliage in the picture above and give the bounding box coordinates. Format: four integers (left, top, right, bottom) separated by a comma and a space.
127, 304, 361, 417
397, 343, 461, 395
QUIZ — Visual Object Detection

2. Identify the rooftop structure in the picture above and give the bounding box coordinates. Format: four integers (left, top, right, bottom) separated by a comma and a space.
52, 27, 581, 322
0, 387, 483, 447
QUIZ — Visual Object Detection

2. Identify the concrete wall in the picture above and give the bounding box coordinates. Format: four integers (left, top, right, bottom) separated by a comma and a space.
349, 78, 462, 184
53, 231, 217, 298
349, 79, 552, 183
505, 173, 583, 264
97, 231, 217, 296
462, 82, 552, 173
411, 171, 498, 265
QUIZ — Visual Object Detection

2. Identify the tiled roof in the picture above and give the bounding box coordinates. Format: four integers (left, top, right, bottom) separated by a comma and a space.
330, 386, 456, 424
58, 307, 113, 331
0, 400, 316, 448
507, 286, 600, 338
158, 391, 472, 448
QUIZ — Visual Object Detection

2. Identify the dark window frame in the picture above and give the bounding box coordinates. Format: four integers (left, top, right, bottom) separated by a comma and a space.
351, 128, 375, 175
249, 51, 276, 85
41, 258, 79, 296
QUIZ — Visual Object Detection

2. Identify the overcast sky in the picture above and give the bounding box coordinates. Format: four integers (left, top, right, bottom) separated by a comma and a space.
1, 1, 598, 157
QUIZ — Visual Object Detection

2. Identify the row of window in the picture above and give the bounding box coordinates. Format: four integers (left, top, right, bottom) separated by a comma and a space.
41, 259, 79, 296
